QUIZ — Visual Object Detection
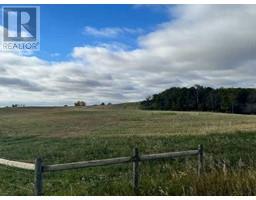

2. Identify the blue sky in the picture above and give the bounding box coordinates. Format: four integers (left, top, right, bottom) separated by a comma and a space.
0, 5, 172, 61
0, 5, 256, 106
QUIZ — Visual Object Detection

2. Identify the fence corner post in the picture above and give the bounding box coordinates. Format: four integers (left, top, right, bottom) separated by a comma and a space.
132, 147, 140, 195
34, 157, 43, 196
197, 144, 204, 176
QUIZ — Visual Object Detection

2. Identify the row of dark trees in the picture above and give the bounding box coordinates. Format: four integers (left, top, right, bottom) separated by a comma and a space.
74, 101, 86, 107
141, 85, 256, 114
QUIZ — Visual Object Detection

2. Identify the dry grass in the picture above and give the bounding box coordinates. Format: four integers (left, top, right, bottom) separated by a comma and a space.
1, 106, 256, 195
1, 106, 256, 138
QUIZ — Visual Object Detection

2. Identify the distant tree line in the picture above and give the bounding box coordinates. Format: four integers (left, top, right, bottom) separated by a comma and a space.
74, 101, 86, 107
12, 104, 26, 108
141, 85, 256, 114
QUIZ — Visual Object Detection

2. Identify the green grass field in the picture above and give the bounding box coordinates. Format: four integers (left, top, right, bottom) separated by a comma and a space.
1, 105, 256, 195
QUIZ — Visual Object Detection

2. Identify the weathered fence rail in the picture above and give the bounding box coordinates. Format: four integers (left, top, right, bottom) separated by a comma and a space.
0, 158, 35, 171
140, 149, 199, 161
0, 145, 204, 196
44, 156, 131, 172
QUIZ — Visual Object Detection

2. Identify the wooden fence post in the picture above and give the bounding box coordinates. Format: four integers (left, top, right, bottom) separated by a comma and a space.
197, 144, 203, 176
34, 158, 43, 196
132, 147, 139, 195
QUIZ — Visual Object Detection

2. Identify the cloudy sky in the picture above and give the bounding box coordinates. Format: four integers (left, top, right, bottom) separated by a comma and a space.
0, 4, 256, 106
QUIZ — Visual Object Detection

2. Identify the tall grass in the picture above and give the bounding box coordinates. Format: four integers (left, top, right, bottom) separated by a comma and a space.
1, 107, 256, 195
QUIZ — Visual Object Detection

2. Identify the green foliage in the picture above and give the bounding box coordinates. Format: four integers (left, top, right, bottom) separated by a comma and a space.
141, 85, 256, 114
1, 107, 256, 195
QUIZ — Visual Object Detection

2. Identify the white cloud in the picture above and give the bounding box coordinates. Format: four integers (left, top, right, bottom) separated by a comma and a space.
83, 26, 144, 37
50, 53, 60, 57
1, 5, 256, 106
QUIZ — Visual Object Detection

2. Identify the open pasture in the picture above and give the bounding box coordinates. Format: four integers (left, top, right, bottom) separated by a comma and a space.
1, 106, 256, 195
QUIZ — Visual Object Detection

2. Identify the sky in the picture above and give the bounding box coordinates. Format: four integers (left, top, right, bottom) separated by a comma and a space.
0, 4, 256, 106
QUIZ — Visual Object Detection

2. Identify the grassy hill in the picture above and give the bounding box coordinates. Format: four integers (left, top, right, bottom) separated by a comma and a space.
1, 106, 256, 195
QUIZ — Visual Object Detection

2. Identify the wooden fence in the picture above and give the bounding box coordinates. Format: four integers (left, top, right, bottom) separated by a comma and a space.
0, 145, 204, 195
